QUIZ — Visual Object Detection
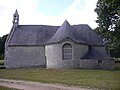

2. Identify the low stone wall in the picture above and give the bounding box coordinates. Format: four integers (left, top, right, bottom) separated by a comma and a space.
0, 65, 5, 69
80, 59, 115, 70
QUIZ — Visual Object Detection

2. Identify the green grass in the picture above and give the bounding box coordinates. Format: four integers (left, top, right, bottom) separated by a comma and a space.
0, 60, 4, 65
0, 63, 120, 90
0, 86, 19, 90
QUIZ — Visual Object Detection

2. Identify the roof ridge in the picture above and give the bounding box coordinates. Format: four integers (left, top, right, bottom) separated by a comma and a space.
18, 25, 59, 26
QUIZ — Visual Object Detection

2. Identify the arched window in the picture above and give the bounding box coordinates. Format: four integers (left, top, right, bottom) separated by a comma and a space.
62, 44, 72, 60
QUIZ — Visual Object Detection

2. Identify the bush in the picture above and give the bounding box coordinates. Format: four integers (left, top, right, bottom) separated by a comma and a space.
115, 58, 120, 63
115, 62, 120, 70
0, 60, 4, 65
0, 54, 4, 60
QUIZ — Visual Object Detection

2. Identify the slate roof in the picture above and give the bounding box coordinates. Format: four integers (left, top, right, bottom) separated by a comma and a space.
8, 20, 104, 46
9, 25, 59, 45
73, 24, 103, 45
47, 20, 87, 44
82, 47, 111, 60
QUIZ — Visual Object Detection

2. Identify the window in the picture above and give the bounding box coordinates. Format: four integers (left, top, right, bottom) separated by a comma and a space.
89, 45, 91, 50
98, 60, 102, 63
62, 44, 72, 60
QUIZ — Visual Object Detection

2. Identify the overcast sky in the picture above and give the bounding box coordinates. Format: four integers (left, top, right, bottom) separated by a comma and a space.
0, 0, 98, 36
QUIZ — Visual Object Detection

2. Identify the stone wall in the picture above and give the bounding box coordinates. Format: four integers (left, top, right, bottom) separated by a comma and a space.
5, 46, 46, 68
45, 40, 88, 69
80, 59, 115, 70
5, 41, 114, 70
79, 46, 115, 70
74, 43, 88, 68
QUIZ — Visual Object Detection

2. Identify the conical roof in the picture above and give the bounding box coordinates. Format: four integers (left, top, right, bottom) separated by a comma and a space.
15, 9, 18, 15
48, 20, 87, 44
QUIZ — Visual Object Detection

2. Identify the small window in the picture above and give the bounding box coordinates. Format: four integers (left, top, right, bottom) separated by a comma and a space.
15, 20, 17, 22
89, 45, 91, 50
62, 44, 72, 60
98, 60, 102, 63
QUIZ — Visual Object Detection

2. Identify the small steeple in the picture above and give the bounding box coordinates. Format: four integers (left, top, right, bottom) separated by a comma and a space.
15, 9, 18, 15
12, 9, 19, 28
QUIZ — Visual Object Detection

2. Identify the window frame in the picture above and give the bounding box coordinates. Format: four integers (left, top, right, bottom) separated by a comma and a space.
62, 43, 72, 60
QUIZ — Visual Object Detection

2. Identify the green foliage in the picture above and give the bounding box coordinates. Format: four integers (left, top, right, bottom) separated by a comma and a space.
0, 60, 4, 65
95, 0, 120, 31
115, 62, 120, 70
95, 0, 120, 57
0, 66, 120, 90
0, 34, 8, 59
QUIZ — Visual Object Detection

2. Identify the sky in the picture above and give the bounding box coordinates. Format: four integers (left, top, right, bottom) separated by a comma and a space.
0, 0, 98, 37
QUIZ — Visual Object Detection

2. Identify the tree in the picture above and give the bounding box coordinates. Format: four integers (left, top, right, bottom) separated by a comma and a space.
0, 34, 8, 59
95, 0, 120, 57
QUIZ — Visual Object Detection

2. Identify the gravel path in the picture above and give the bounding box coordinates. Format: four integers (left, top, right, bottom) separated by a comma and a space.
0, 78, 97, 90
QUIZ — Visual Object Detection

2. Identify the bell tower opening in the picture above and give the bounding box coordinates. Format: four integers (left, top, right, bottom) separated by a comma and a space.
12, 9, 19, 28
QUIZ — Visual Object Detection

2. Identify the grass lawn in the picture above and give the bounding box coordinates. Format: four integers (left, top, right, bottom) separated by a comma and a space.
0, 63, 120, 90
0, 86, 19, 90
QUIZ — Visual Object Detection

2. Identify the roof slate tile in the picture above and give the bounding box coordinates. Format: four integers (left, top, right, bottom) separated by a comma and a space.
8, 21, 104, 46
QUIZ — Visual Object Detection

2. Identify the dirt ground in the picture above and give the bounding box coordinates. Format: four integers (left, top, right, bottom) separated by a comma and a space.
0, 78, 97, 90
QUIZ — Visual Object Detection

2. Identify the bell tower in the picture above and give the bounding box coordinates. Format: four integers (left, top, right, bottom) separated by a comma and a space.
12, 9, 19, 28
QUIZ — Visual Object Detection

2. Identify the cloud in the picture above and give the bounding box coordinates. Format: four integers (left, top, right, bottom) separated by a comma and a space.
0, 0, 98, 36
62, 0, 98, 27
0, 0, 39, 36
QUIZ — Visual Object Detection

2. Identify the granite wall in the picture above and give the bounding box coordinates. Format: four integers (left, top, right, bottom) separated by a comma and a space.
79, 59, 115, 70
5, 46, 46, 68
45, 40, 88, 69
